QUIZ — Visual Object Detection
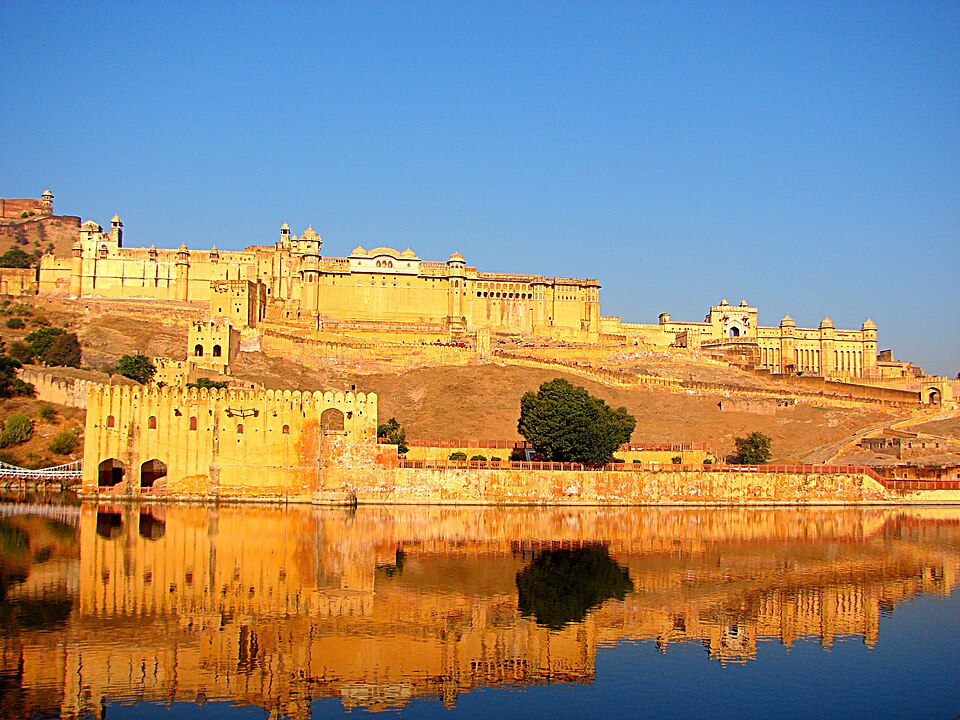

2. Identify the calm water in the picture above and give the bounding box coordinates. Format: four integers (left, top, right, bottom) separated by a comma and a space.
0, 502, 958, 720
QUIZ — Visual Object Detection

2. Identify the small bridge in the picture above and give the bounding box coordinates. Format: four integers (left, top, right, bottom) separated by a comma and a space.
0, 459, 83, 490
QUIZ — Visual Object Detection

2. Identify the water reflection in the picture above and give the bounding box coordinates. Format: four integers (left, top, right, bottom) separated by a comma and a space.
0, 503, 957, 718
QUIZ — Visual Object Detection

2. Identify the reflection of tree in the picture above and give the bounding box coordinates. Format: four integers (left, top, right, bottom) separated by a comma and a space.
516, 547, 633, 629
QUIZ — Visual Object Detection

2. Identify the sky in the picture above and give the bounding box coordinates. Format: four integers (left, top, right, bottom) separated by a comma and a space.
2, 1, 957, 375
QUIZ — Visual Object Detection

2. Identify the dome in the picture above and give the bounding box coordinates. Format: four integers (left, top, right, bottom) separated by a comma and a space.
720, 298, 729, 306
780, 313, 796, 327
81, 219, 101, 231
41, 189, 54, 198
280, 222, 290, 231
178, 243, 189, 252
350, 245, 368, 257
819, 316, 834, 329
400, 247, 418, 259
301, 225, 320, 241
110, 214, 122, 224
861, 318, 877, 330
210, 244, 218, 254
739, 299, 748, 307
448, 251, 465, 263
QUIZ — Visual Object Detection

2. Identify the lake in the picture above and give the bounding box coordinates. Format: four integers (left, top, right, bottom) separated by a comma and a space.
1, 502, 958, 719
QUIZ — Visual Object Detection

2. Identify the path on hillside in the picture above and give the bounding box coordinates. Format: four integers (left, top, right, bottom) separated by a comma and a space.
798, 409, 960, 464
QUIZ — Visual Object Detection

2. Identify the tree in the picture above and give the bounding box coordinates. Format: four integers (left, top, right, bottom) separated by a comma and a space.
0, 248, 34, 268
48, 429, 80, 455
0, 355, 34, 399
730, 431, 772, 464
449, 451, 467, 461
24, 327, 66, 362
518, 378, 635, 466
115, 354, 156, 384
43, 333, 81, 368
187, 377, 228, 390
376, 417, 408, 455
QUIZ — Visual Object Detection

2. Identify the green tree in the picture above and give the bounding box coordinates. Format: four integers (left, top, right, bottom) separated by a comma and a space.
5, 317, 24, 329
449, 451, 467, 461
115, 354, 156, 384
730, 431, 772, 464
518, 378, 635, 466
187, 377, 228, 390
470, 454, 487, 462
23, 327, 66, 362
0, 413, 34, 448
43, 332, 81, 368
48, 429, 80, 455
0, 355, 34, 398
376, 417, 409, 455
6, 341, 32, 364
38, 404, 57, 423
0, 248, 33, 268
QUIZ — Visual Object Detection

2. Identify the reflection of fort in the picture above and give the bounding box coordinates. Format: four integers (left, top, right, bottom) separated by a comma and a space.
1, 506, 958, 718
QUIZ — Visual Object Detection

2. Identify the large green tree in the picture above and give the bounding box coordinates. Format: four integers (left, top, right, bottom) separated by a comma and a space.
518, 378, 635, 466
115, 354, 156, 384
377, 417, 409, 455
730, 431, 772, 464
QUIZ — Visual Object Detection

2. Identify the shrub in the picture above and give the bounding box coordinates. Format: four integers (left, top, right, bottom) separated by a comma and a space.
671, 456, 682, 464
24, 327, 66, 361
491, 456, 502, 462
48, 429, 80, 455
376, 417, 409, 455
5, 317, 24, 329
449, 451, 467, 461
0, 413, 34, 448
38, 404, 57, 423
470, 454, 487, 462
43, 333, 81, 368
6, 341, 32, 364
0, 248, 34, 268
0, 355, 34, 398
186, 377, 229, 390
115, 354, 156, 384
703, 458, 713, 465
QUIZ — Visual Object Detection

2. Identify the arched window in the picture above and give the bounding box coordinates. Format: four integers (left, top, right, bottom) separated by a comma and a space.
148, 416, 157, 429
282, 424, 290, 435
213, 344, 222, 358
189, 416, 198, 431
106, 415, 115, 428
236, 423, 244, 434
194, 344, 204, 357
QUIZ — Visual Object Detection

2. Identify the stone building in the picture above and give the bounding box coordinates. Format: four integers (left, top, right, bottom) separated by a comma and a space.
82, 384, 377, 500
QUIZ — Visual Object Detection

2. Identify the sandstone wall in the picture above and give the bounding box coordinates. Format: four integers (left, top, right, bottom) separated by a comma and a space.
17, 369, 101, 408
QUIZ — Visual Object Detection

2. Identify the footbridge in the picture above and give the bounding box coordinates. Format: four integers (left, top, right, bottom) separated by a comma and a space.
0, 459, 83, 490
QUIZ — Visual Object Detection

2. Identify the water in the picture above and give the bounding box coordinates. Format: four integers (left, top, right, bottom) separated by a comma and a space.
1, 503, 958, 719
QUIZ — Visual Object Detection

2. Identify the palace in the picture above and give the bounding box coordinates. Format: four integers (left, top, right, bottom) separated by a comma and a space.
2, 190, 901, 379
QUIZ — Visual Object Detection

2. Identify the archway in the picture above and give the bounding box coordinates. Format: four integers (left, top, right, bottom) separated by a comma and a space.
927, 388, 941, 405
140, 459, 167, 488
139, 511, 166, 540
321, 408, 345, 433
98, 458, 125, 488
96, 511, 123, 539
728, 326, 741, 338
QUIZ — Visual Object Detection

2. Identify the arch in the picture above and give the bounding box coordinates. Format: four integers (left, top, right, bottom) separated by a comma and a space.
213, 344, 222, 357
926, 388, 942, 405
194, 344, 204, 357
321, 407, 345, 433
98, 458, 125, 488
189, 416, 198, 431
282, 424, 290, 434
140, 459, 167, 488
96, 510, 123, 539
138, 511, 165, 540
236, 423, 244, 434
148, 416, 157, 429
106, 415, 115, 428
728, 326, 741, 338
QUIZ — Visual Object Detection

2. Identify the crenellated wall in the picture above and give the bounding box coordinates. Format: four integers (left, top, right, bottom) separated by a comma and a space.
82, 384, 378, 500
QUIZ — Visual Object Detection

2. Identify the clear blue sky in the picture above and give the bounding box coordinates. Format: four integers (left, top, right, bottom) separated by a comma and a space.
2, 2, 957, 374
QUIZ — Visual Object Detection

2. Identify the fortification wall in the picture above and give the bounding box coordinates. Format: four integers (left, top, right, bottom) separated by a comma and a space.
0, 267, 38, 296
17, 369, 100, 408
328, 462, 889, 505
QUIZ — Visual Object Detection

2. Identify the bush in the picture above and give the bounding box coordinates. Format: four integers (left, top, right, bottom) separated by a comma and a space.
470, 454, 487, 462
115, 354, 156, 384
5, 317, 24, 329
730, 432, 772, 464
24, 327, 65, 362
703, 458, 713, 465
44, 333, 81, 368
671, 456, 682, 464
376, 417, 409, 455
38, 404, 57, 423
0, 355, 34, 399
0, 413, 34, 448
186, 377, 228, 390
449, 451, 467, 461
491, 456, 502, 462
0, 248, 35, 268
6, 341, 32, 364
48, 429, 80, 455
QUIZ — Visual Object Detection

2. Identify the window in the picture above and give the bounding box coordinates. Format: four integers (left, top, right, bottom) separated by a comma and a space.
148, 416, 157, 429
213, 344, 222, 358
282, 424, 290, 435
236, 423, 244, 434
189, 416, 198, 431
106, 415, 115, 428
194, 344, 204, 357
